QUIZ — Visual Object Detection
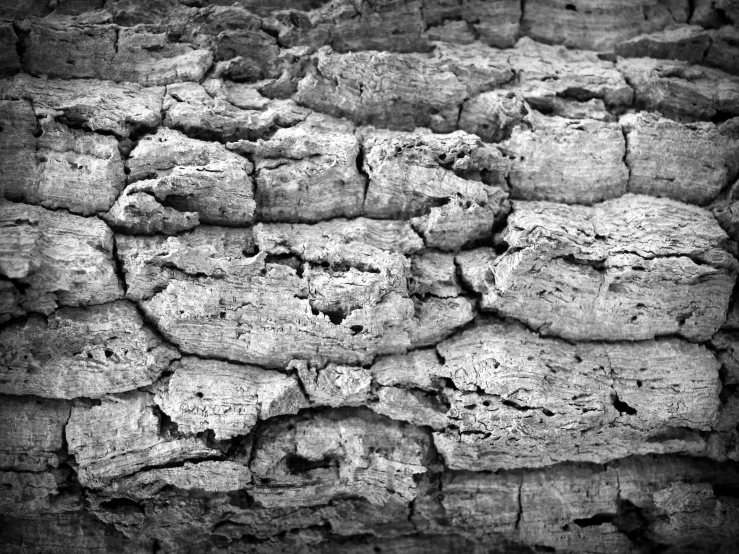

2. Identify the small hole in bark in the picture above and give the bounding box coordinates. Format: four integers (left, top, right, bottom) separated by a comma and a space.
636, 380, 642, 388
38, 155, 47, 163
87, 352, 93, 359
561, 524, 570, 531
464, 404, 477, 410
482, 400, 491, 407
104, 349, 114, 358
542, 408, 554, 417
374, 548, 382, 553
630, 315, 637, 322
611, 392, 637, 415
350, 325, 363, 335
219, 311, 226, 319
565, 4, 577, 11
196, 392, 203, 398
574, 355, 582, 363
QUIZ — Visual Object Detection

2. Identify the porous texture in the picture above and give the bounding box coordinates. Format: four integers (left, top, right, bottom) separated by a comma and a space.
1, 2, 739, 554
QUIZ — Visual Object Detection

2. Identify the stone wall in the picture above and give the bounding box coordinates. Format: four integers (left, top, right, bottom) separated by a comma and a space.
1, 0, 739, 552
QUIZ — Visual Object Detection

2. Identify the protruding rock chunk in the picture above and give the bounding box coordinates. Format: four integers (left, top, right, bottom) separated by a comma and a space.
458, 91, 531, 143
0, 201, 123, 315
409, 251, 460, 298
250, 410, 431, 507
442, 458, 739, 552
521, 0, 684, 51
296, 361, 372, 408
370, 348, 445, 391
363, 131, 509, 250
116, 226, 256, 301
423, 0, 522, 48
409, 296, 476, 347
706, 26, 739, 76
229, 113, 366, 222
20, 16, 213, 85
99, 461, 252, 501
105, 128, 254, 233
1, 102, 126, 214
294, 47, 468, 133
66, 392, 220, 488
483, 195, 737, 342
617, 57, 739, 121
455, 248, 496, 295
622, 112, 739, 205
164, 82, 310, 143
155, 357, 307, 439
0, 100, 40, 205
615, 25, 711, 63
494, 37, 634, 115
434, 321, 720, 470
140, 220, 416, 368
1, 74, 164, 138
501, 114, 628, 204
0, 301, 179, 399
0, 396, 69, 471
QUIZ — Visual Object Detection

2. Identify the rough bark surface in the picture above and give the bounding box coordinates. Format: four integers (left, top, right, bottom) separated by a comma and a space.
1, 2, 739, 554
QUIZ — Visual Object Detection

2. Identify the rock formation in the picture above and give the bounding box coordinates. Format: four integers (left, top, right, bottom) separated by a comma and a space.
1, 0, 738, 553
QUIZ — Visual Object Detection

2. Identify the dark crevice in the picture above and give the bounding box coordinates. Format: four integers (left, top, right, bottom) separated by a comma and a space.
611, 392, 637, 416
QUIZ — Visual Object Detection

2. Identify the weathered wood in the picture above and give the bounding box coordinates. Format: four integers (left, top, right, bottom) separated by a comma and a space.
294, 47, 469, 133
19, 16, 213, 86
622, 112, 739, 205
116, 225, 256, 301
482, 195, 737, 342
493, 37, 634, 114
249, 410, 431, 507
0, 396, 69, 471
0, 201, 123, 315
434, 320, 720, 470
156, 356, 306, 439
521, 0, 685, 51
66, 391, 220, 488
617, 57, 739, 121
363, 131, 509, 250
229, 113, 366, 222
164, 82, 310, 143
0, 300, 179, 399
501, 113, 628, 204
139, 218, 419, 367
1, 102, 126, 214
615, 25, 712, 63
105, 128, 255, 233
1, 73, 164, 138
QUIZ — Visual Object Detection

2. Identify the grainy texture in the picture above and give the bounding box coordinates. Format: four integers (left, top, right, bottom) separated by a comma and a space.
622, 112, 739, 205
483, 195, 737, 342
2, 3, 739, 554
501, 113, 628, 204
617, 57, 739, 121
0, 200, 123, 316
0, 301, 179, 399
